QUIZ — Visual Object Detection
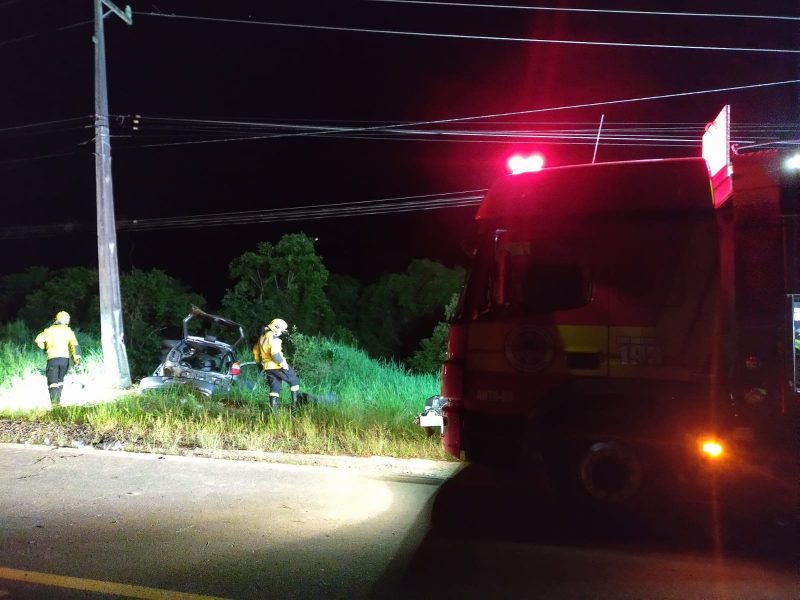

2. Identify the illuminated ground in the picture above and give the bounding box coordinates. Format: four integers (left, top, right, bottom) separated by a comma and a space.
0, 372, 124, 413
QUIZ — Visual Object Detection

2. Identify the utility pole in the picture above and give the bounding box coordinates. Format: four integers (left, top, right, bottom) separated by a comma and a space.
94, 0, 132, 388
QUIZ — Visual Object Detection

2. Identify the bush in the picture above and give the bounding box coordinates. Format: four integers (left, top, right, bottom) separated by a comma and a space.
0, 327, 448, 460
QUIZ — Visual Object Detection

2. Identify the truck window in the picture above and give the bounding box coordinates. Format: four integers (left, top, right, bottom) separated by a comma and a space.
497, 252, 589, 315
489, 232, 591, 314
519, 264, 587, 313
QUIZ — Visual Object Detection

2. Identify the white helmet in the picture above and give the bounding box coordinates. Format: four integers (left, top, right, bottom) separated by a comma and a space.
55, 311, 70, 325
268, 318, 288, 335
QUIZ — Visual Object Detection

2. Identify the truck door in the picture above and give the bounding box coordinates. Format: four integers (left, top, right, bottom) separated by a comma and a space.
494, 232, 607, 378
605, 216, 719, 381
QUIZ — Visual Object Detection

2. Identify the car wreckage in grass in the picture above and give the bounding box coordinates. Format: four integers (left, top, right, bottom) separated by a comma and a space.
138, 307, 257, 397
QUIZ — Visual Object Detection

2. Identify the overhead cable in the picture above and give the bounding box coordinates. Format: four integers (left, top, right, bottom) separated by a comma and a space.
363, 1, 800, 22
130, 117, 779, 143
0, 149, 86, 167
118, 190, 487, 232
117, 79, 800, 149
0, 19, 91, 50
117, 122, 765, 148
136, 11, 800, 54
0, 116, 90, 133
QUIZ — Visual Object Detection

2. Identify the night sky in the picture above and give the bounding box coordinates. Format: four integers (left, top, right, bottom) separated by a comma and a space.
1, 0, 798, 305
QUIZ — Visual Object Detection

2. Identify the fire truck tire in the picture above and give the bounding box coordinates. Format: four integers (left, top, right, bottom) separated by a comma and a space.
577, 441, 643, 504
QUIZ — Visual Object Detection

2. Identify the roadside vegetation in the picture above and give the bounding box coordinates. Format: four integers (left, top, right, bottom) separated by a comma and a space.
0, 233, 462, 461
0, 321, 449, 460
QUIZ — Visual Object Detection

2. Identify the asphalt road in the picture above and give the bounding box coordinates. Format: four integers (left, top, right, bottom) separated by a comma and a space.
0, 444, 796, 599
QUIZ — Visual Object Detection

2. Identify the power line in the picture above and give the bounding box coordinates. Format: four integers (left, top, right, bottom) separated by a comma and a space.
363, 1, 800, 22
118, 191, 486, 232
0, 221, 86, 239
0, 190, 488, 238
0, 149, 85, 167
135, 11, 800, 54
736, 139, 800, 151
117, 120, 774, 148
125, 115, 798, 134
0, 116, 90, 133
0, 19, 92, 49
125, 114, 790, 143
114, 79, 800, 149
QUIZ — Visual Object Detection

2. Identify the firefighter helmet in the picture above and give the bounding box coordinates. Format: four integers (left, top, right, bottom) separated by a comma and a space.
268, 318, 288, 335
55, 311, 70, 325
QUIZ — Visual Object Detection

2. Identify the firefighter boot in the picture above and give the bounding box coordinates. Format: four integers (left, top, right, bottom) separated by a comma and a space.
49, 386, 61, 408
290, 390, 300, 416
270, 395, 280, 412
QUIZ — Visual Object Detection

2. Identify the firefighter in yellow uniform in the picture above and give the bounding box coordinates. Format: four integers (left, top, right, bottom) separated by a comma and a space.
253, 318, 301, 413
35, 311, 81, 408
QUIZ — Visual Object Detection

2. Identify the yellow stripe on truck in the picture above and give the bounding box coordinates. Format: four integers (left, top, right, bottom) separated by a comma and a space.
464, 321, 710, 381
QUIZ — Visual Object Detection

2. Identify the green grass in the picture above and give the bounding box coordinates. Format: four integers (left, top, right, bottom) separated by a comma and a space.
0, 321, 450, 460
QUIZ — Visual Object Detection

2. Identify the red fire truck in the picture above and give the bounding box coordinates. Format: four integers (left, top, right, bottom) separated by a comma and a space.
419, 108, 799, 509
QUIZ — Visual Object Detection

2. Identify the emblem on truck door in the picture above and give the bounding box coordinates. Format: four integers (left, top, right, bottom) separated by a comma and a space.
505, 326, 555, 372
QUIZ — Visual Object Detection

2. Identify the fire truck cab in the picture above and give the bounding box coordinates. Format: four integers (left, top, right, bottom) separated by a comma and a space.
423, 111, 799, 510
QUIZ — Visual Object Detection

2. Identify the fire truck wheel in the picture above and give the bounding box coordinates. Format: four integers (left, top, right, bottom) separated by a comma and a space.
577, 441, 643, 504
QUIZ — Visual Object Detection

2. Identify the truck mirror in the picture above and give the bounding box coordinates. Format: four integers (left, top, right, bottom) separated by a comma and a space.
780, 166, 799, 216
461, 234, 478, 257
492, 229, 510, 308
493, 248, 510, 307
792, 295, 800, 393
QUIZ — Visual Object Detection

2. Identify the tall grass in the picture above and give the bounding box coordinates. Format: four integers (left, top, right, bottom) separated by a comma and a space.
0, 322, 449, 460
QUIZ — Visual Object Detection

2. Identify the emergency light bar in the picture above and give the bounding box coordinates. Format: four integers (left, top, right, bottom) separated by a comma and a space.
702, 105, 733, 207
508, 153, 545, 175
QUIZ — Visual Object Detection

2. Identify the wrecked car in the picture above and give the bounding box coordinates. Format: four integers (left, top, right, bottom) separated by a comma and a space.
138, 306, 258, 397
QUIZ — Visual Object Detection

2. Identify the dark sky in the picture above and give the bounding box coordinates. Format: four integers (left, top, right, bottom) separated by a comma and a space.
1, 0, 798, 305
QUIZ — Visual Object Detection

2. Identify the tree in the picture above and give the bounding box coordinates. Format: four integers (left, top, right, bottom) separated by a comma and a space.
407, 321, 450, 373
408, 292, 460, 373
354, 259, 465, 360
326, 274, 362, 329
120, 269, 206, 377
325, 273, 363, 346
0, 266, 52, 323
222, 233, 334, 341
17, 267, 100, 332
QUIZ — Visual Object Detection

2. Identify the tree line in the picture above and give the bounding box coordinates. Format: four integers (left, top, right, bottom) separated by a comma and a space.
0, 233, 465, 378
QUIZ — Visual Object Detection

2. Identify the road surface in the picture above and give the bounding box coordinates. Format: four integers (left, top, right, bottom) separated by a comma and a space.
0, 444, 795, 599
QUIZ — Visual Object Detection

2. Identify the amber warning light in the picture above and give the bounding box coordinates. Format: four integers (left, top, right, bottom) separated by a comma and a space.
508, 153, 544, 174
701, 439, 724, 459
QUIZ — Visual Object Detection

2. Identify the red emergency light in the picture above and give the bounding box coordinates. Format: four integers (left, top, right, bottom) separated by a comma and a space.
508, 153, 544, 175
702, 105, 733, 207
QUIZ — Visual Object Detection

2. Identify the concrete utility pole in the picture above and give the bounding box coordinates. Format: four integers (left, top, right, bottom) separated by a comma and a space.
94, 0, 132, 388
